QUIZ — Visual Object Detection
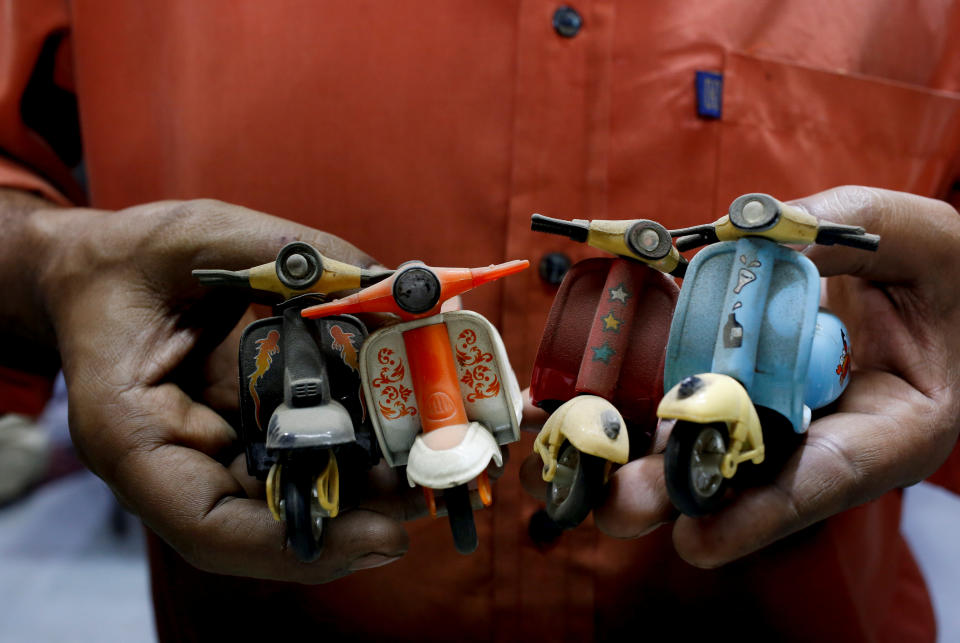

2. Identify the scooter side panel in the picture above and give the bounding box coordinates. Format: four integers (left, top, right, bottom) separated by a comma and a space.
444, 310, 522, 446
803, 309, 851, 410
530, 258, 609, 409
750, 246, 820, 432
313, 316, 375, 461
664, 244, 733, 391
359, 327, 421, 468
239, 317, 286, 477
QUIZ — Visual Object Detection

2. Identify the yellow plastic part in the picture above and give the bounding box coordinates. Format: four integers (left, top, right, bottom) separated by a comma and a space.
583, 220, 683, 274
657, 373, 765, 478
248, 256, 366, 300
714, 199, 819, 245
316, 451, 340, 518
266, 463, 282, 522
534, 395, 629, 482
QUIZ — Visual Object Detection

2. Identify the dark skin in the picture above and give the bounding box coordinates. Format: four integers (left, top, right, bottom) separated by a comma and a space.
521, 186, 960, 568
4, 185, 958, 581
15, 195, 427, 581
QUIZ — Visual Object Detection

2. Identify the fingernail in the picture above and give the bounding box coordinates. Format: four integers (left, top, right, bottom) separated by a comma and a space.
349, 553, 403, 571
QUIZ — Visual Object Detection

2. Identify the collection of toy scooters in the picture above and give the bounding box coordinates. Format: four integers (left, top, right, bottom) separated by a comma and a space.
194, 193, 879, 560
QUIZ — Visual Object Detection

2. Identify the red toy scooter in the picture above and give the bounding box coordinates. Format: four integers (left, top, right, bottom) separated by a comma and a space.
529, 215, 681, 527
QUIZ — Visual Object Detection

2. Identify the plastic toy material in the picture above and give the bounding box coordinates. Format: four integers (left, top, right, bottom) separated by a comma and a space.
193, 242, 391, 561
659, 193, 879, 515
302, 259, 529, 554
529, 217, 679, 528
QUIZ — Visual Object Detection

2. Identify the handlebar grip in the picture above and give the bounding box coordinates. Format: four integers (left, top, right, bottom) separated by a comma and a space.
670, 256, 688, 279
815, 228, 881, 252
670, 224, 718, 252
192, 268, 250, 288
675, 233, 712, 252
531, 214, 589, 242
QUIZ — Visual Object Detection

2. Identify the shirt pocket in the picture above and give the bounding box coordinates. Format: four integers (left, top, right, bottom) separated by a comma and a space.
715, 51, 960, 203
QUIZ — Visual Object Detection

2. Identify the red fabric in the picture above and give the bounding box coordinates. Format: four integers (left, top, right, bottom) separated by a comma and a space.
0, 364, 53, 417
5, 1, 960, 640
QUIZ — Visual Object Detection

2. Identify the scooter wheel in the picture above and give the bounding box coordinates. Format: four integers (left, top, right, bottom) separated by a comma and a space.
665, 422, 730, 517
283, 467, 324, 562
444, 484, 478, 555
546, 441, 605, 529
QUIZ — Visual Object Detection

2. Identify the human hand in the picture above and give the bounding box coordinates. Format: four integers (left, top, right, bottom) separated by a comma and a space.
28, 199, 422, 582
525, 186, 960, 567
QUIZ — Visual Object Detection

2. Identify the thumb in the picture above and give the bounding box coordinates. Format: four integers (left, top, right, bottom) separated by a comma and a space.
795, 186, 960, 285
123, 199, 379, 278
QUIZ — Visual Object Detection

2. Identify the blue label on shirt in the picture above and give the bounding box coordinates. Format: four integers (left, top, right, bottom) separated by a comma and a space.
695, 71, 723, 119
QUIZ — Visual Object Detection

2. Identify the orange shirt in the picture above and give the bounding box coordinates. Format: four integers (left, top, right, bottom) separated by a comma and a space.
5, 1, 960, 640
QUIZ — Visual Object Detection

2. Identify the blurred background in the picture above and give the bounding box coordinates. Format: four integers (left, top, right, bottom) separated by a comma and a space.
0, 375, 958, 642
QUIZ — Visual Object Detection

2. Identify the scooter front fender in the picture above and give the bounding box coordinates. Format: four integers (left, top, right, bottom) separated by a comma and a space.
534, 395, 628, 482
405, 422, 503, 489
657, 373, 762, 457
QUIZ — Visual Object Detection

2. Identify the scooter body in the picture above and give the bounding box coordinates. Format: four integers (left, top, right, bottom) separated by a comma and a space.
664, 236, 828, 434
195, 241, 392, 562
531, 257, 677, 429
658, 193, 875, 516
238, 308, 375, 479
529, 256, 678, 527
300, 259, 530, 553
359, 310, 522, 485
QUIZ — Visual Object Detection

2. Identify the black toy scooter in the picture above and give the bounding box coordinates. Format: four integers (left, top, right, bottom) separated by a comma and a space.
194, 241, 391, 561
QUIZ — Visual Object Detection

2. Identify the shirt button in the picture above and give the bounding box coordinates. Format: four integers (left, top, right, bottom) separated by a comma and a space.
552, 6, 583, 38
539, 252, 572, 285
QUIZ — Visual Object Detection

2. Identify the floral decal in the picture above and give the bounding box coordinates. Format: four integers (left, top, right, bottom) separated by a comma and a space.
372, 348, 417, 419
455, 329, 500, 402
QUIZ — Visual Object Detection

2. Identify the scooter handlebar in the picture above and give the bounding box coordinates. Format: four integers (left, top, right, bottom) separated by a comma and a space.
815, 224, 881, 251
531, 214, 590, 242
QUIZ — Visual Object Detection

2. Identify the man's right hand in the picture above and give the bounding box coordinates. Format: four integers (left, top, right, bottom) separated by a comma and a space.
23, 197, 420, 582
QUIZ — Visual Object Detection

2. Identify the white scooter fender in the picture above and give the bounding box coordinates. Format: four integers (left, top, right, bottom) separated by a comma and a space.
405, 421, 503, 489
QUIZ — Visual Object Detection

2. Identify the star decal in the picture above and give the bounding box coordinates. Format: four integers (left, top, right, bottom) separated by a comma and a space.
601, 312, 622, 332
608, 283, 631, 303
591, 342, 615, 364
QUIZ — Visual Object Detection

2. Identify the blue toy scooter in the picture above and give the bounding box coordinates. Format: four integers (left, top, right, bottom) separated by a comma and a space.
658, 193, 879, 516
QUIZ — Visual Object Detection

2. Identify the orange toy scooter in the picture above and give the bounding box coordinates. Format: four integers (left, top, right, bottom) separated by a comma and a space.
302, 259, 528, 553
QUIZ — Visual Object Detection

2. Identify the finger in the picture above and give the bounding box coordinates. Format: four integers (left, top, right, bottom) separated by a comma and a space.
116, 441, 408, 583
795, 186, 960, 285
671, 370, 942, 568
651, 417, 676, 454
520, 387, 549, 433
593, 454, 677, 538
350, 461, 429, 521
227, 452, 265, 500
519, 452, 548, 501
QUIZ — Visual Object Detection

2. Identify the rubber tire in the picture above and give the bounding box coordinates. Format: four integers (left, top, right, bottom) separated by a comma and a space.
443, 484, 478, 555
283, 467, 324, 562
545, 442, 606, 529
275, 241, 322, 290
664, 422, 730, 517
